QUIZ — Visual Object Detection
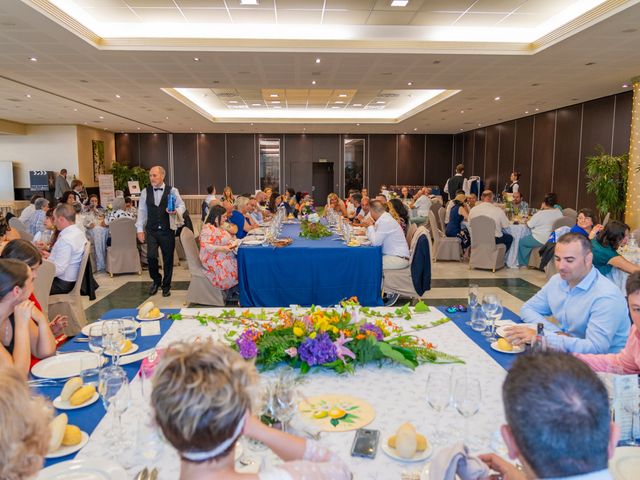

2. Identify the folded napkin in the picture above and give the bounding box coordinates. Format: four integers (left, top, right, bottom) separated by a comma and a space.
430, 442, 490, 480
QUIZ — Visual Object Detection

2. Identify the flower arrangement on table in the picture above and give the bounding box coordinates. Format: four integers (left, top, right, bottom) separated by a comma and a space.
299, 212, 332, 240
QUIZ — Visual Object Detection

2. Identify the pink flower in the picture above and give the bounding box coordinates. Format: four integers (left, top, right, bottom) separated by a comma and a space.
285, 347, 298, 358
333, 332, 356, 364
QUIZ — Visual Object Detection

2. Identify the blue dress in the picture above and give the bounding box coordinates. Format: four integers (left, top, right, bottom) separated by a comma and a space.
229, 210, 247, 239
445, 205, 463, 237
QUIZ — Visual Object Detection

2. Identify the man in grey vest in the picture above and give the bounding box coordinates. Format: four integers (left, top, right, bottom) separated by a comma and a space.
135, 166, 185, 297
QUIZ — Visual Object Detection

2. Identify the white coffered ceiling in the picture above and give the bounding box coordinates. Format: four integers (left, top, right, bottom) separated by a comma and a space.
0, 0, 639, 134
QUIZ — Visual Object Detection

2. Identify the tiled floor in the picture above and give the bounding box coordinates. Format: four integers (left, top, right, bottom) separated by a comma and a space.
82, 260, 547, 322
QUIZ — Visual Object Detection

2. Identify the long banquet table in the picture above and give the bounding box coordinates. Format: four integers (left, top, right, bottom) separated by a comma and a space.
37, 306, 527, 478
237, 223, 383, 307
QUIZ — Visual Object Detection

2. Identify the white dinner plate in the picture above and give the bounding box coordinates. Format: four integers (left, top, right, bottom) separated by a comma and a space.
37, 457, 127, 479
45, 431, 89, 459
381, 435, 433, 463
136, 312, 164, 321
496, 323, 536, 339
490, 341, 525, 354
31, 352, 102, 379
53, 392, 99, 410
610, 446, 640, 480
104, 343, 139, 357
242, 238, 265, 246
81, 319, 139, 337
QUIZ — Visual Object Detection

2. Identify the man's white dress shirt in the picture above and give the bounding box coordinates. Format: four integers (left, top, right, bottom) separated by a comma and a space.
413, 195, 432, 217
19, 204, 36, 224
48, 224, 87, 282
135, 183, 186, 233
469, 202, 510, 237
366, 212, 410, 258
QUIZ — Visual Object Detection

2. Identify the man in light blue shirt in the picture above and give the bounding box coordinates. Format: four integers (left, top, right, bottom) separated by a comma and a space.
505, 232, 629, 354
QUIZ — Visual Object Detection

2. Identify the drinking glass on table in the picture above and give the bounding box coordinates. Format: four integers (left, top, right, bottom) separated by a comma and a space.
121, 316, 137, 342
466, 284, 480, 325
103, 319, 125, 366
481, 294, 499, 337
426, 370, 451, 444
470, 306, 487, 332
273, 381, 297, 433
99, 366, 131, 447
621, 395, 640, 446
485, 299, 503, 343
453, 376, 481, 450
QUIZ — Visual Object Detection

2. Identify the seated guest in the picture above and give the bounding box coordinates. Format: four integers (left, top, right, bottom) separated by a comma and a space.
202, 185, 216, 219
0, 214, 17, 254
263, 187, 273, 202
409, 187, 432, 225
220, 201, 239, 237
469, 190, 513, 252
70, 178, 85, 204
505, 233, 628, 353
152, 341, 351, 480
285, 188, 298, 214
400, 186, 412, 201
465, 193, 477, 209
345, 190, 358, 218
547, 191, 563, 210
511, 191, 528, 216
18, 194, 40, 224
444, 189, 464, 224
374, 194, 387, 204
324, 193, 347, 217
361, 187, 368, 198
222, 185, 235, 204
388, 198, 409, 234
105, 196, 135, 225
348, 193, 363, 221
445, 193, 470, 256
592, 220, 640, 277
0, 366, 51, 477
83, 195, 108, 272
33, 208, 55, 247
577, 271, 640, 373
268, 192, 282, 214
26, 197, 49, 236
230, 197, 258, 239
199, 206, 238, 296
249, 197, 264, 225
479, 351, 619, 480
354, 196, 371, 225
366, 200, 410, 270
124, 196, 137, 217
60, 190, 77, 206
517, 193, 563, 266
48, 203, 87, 295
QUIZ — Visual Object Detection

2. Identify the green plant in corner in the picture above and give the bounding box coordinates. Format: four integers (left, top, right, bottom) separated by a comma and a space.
585, 145, 629, 221
108, 162, 150, 193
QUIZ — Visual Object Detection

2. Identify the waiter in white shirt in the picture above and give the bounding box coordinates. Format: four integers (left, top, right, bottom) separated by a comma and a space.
48, 203, 87, 294
366, 200, 410, 270
136, 166, 185, 297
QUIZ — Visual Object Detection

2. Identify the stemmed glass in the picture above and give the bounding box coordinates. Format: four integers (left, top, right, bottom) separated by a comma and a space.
481, 294, 499, 338
273, 381, 297, 433
99, 366, 131, 449
453, 376, 482, 450
466, 284, 480, 325
622, 395, 640, 446
485, 300, 503, 343
103, 320, 125, 366
426, 370, 451, 444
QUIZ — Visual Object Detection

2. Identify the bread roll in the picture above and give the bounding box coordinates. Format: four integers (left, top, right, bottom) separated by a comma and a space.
60, 377, 83, 402
138, 301, 155, 318
48, 413, 68, 453
395, 423, 417, 459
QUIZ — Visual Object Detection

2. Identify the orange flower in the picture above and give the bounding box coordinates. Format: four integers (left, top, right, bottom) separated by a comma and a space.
356, 334, 366, 340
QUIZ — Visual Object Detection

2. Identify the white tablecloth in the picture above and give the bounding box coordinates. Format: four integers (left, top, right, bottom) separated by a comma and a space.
504, 224, 530, 268
76, 307, 509, 479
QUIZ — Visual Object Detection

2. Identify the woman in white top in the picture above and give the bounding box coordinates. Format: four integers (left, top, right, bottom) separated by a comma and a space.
151, 341, 352, 480
517, 193, 563, 266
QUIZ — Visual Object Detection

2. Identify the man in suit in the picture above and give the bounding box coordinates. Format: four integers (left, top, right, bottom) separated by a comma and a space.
135, 166, 185, 297
54, 169, 71, 200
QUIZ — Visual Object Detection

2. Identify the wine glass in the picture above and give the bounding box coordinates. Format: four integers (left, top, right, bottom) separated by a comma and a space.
426, 370, 451, 444
485, 300, 503, 343
466, 284, 480, 325
453, 377, 481, 450
622, 395, 640, 446
99, 366, 131, 448
273, 382, 297, 433
481, 294, 499, 337
103, 320, 125, 366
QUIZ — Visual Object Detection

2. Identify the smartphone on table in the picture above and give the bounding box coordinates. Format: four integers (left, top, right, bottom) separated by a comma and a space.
350, 428, 380, 459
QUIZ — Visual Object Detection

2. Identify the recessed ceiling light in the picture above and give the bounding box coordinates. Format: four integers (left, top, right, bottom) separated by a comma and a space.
311, 80, 316, 85
535, 108, 539, 111
494, 96, 501, 101
250, 123, 254, 126
25, 94, 31, 98
407, 81, 413, 86
29, 57, 37, 62
73, 108, 77, 111
335, 101, 344, 104
315, 58, 321, 64
99, 115, 104, 119
193, 57, 200, 62
525, 111, 529, 114
460, 128, 464, 131
331, 106, 341, 109
478, 124, 482, 126
413, 127, 418, 131
270, 94, 278, 97
622, 83, 630, 88
356, 123, 360, 126
137, 127, 140, 130
391, 0, 409, 6
272, 101, 280, 104
376, 101, 385, 104
460, 110, 464, 114
252, 103, 261, 106
352, 103, 362, 107
228, 100, 238, 104
83, 122, 87, 125
165, 116, 169, 119
115, 94, 120, 98
338, 94, 347, 98
240, 0, 258, 4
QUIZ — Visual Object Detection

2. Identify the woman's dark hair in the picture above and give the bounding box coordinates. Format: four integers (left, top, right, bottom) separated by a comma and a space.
578, 208, 595, 223
597, 220, 629, 250
1, 239, 42, 268
286, 188, 295, 198
206, 185, 214, 195
60, 191, 75, 204
70, 179, 83, 190
512, 171, 521, 180
88, 194, 100, 205
268, 192, 279, 213
389, 198, 409, 226
295, 191, 303, 203
626, 271, 640, 296
205, 205, 226, 227
0, 259, 30, 299
543, 192, 557, 208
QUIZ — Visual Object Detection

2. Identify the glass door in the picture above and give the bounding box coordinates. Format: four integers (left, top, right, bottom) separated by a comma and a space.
344, 138, 365, 195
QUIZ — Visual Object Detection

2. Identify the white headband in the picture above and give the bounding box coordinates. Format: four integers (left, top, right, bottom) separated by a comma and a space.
180, 415, 246, 462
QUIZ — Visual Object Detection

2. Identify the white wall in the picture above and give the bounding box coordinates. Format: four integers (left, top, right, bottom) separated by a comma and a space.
0, 125, 78, 189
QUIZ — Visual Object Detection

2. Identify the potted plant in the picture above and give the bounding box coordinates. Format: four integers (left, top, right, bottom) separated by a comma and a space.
108, 162, 150, 194
585, 145, 629, 221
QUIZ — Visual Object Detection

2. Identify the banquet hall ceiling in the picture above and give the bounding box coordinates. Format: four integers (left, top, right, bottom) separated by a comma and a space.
0, 0, 639, 134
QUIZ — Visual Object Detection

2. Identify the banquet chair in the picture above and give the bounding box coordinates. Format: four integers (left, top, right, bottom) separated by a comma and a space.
551, 216, 575, 231
562, 208, 578, 220
469, 216, 506, 272
429, 203, 442, 234
32, 259, 55, 318
106, 218, 142, 276
405, 222, 417, 247
427, 210, 461, 262
384, 226, 432, 299
528, 247, 542, 269
9, 217, 33, 241
180, 227, 224, 306
48, 243, 91, 336
437, 206, 446, 230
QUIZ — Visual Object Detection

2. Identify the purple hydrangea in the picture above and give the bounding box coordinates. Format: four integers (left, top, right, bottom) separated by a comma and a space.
298, 332, 337, 366
360, 323, 384, 341
236, 330, 258, 359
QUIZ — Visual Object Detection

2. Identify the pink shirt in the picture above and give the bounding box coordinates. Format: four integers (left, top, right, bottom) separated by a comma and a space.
576, 325, 640, 374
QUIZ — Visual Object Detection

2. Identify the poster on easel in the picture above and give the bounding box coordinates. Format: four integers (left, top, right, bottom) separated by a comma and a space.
127, 180, 141, 195
98, 174, 115, 206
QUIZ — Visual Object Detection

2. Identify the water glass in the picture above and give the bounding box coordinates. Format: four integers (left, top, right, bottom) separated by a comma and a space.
103, 320, 125, 366
481, 294, 499, 337
470, 306, 487, 332
453, 376, 482, 449
466, 284, 480, 325
99, 366, 131, 448
426, 370, 451, 444
88, 324, 105, 356
80, 356, 101, 388
273, 382, 297, 433
485, 301, 503, 343
622, 396, 640, 446
121, 316, 137, 342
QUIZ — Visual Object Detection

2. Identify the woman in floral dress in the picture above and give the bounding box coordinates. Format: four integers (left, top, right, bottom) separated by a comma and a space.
199, 205, 238, 294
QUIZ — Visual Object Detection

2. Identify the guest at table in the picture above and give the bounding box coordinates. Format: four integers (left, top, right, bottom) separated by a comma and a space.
18, 194, 41, 224
227, 198, 256, 240
70, 178, 86, 204
409, 187, 432, 226
83, 195, 108, 272
33, 208, 55, 247
202, 185, 217, 221
361, 187, 368, 199
445, 193, 470, 255
264, 186, 273, 200
388, 198, 409, 234
400, 186, 412, 201
366, 200, 410, 270
151, 341, 352, 480
354, 196, 372, 225
48, 203, 88, 295
511, 191, 528, 216
374, 194, 387, 204
285, 188, 297, 216
60, 190, 77, 206
0, 366, 51, 477
479, 351, 619, 480
506, 233, 629, 353
469, 190, 513, 252
503, 171, 521, 194
222, 186, 235, 204
577, 271, 640, 374
444, 189, 464, 224
249, 197, 264, 225
199, 205, 238, 296
105, 196, 135, 225
466, 193, 477, 209
517, 193, 563, 266
348, 193, 363, 221
54, 168, 70, 200
591, 220, 640, 277
324, 193, 347, 218
569, 208, 602, 239
124, 196, 137, 218
25, 197, 49, 237
221, 200, 239, 237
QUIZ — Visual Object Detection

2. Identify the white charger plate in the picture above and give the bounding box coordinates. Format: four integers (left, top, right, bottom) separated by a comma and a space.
381, 435, 433, 463
45, 431, 89, 459
490, 341, 525, 354
610, 446, 640, 480
104, 343, 139, 357
81, 319, 139, 337
31, 352, 102, 379
242, 238, 265, 246
37, 457, 127, 479
53, 392, 99, 411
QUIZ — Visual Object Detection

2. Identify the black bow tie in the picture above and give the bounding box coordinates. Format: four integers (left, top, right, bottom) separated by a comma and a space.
154, 187, 163, 191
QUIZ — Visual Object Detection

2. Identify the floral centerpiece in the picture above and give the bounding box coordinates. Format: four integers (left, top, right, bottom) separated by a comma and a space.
225, 298, 463, 374
299, 212, 332, 240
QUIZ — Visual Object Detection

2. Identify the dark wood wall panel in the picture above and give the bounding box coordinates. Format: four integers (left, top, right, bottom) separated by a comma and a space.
473, 129, 486, 178
578, 97, 615, 212
613, 91, 633, 156
552, 105, 582, 208
139, 134, 168, 172
426, 134, 453, 188
498, 122, 515, 192
114, 133, 139, 166
514, 116, 534, 197
484, 125, 500, 192
368, 134, 396, 194
227, 134, 256, 195
397, 134, 424, 185
462, 132, 474, 174
197, 134, 226, 194
452, 134, 463, 172
284, 134, 313, 193
530, 111, 556, 205
172, 133, 198, 194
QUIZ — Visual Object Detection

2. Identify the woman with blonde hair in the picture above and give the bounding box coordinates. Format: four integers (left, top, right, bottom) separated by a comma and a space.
223, 186, 235, 204
151, 341, 351, 480
323, 193, 347, 218
0, 366, 51, 479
